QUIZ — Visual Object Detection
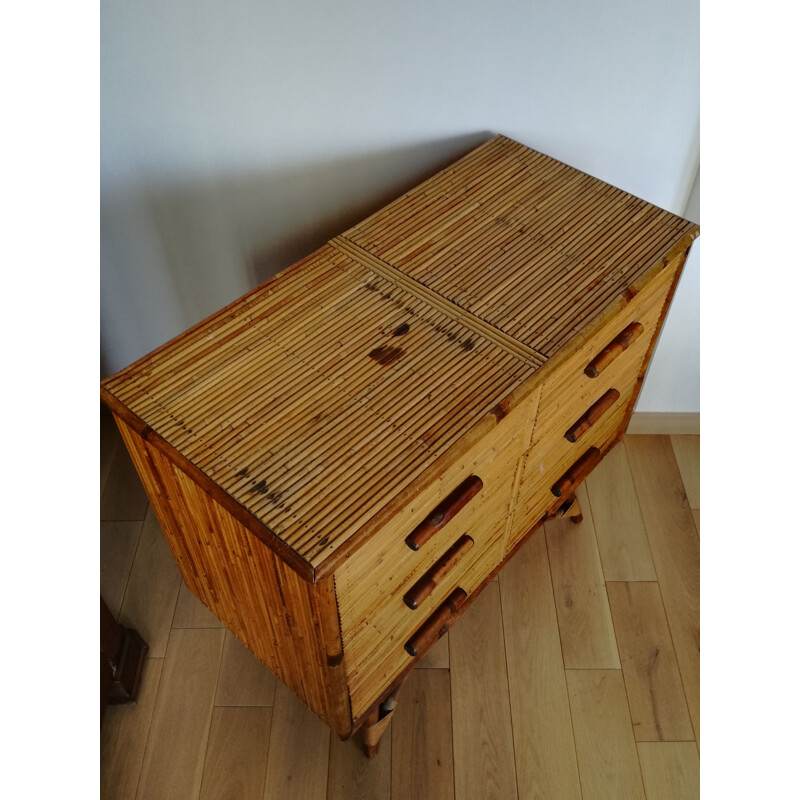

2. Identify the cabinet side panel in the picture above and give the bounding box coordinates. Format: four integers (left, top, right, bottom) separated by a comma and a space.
618, 237, 696, 434
114, 415, 352, 738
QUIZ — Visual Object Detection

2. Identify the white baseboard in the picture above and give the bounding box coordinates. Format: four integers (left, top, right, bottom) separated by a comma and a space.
626, 412, 700, 435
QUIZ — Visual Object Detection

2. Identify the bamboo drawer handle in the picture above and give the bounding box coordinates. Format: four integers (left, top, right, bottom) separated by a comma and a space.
564, 389, 621, 443
403, 535, 474, 610
404, 588, 468, 657
551, 447, 602, 497
405, 475, 483, 551
585, 322, 644, 378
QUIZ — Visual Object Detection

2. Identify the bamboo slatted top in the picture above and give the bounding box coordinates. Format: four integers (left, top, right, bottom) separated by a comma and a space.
102, 134, 698, 580
343, 135, 696, 356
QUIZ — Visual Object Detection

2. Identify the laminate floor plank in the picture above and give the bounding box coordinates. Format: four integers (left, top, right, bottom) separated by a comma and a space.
566, 669, 646, 800
499, 532, 582, 800
691, 509, 700, 537
449, 582, 518, 800
625, 435, 700, 742
101, 434, 149, 521
101, 519, 144, 619
417, 632, 450, 669
199, 707, 272, 800
118, 505, 182, 658
101, 415, 122, 496
391, 669, 455, 800
263, 682, 330, 800
215, 630, 277, 707
670, 435, 700, 510
172, 580, 225, 629
607, 582, 693, 742
136, 628, 226, 800
327, 729, 391, 800
546, 484, 620, 669
101, 657, 163, 800
637, 742, 700, 800
585, 442, 657, 581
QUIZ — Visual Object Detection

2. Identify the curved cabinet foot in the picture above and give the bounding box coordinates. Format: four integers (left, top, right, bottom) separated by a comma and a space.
360, 677, 408, 757
546, 494, 583, 524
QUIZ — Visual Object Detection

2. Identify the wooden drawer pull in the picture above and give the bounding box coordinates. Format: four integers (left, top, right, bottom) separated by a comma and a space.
585, 322, 644, 378
404, 535, 474, 610
551, 447, 603, 497
565, 389, 621, 443
405, 475, 483, 551
405, 588, 468, 657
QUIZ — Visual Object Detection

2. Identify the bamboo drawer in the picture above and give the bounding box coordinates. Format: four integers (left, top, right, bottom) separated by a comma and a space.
335, 432, 524, 635
507, 360, 641, 552
336, 425, 527, 718
530, 247, 680, 451
334, 385, 539, 629
344, 520, 507, 720
101, 135, 698, 752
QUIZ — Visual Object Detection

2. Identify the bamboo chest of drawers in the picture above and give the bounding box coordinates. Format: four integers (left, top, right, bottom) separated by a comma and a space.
101, 135, 699, 753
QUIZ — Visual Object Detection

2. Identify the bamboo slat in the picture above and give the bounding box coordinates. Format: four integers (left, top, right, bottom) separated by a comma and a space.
116, 415, 351, 737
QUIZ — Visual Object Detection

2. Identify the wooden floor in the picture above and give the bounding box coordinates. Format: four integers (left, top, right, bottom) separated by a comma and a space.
101, 415, 699, 800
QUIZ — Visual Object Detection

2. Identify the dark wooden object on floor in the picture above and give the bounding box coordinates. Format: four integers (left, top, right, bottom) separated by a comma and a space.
100, 596, 148, 722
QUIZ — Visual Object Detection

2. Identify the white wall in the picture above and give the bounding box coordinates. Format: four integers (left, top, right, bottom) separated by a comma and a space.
637, 168, 700, 413
101, 0, 699, 412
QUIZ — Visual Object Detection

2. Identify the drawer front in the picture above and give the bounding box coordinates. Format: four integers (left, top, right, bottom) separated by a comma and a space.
345, 527, 504, 720
334, 385, 539, 629
336, 422, 529, 719
507, 356, 641, 552
503, 255, 680, 552
531, 254, 678, 450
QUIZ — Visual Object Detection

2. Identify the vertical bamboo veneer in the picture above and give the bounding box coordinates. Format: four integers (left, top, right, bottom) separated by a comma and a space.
101, 134, 699, 750
115, 416, 352, 737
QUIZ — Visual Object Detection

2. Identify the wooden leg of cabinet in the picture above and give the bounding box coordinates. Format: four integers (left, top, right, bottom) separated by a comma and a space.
545, 493, 583, 524
362, 706, 392, 758
361, 674, 409, 758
